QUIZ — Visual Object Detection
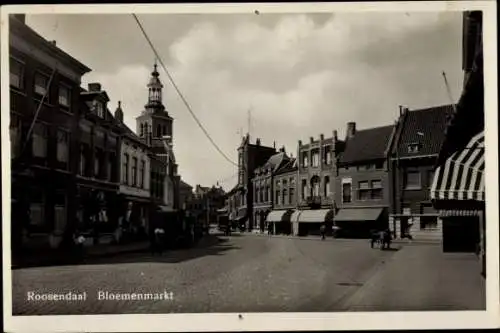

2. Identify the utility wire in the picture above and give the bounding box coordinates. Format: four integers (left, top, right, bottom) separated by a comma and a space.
132, 14, 238, 168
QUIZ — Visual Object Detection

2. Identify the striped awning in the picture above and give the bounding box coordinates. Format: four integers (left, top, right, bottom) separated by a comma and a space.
430, 131, 484, 201
298, 209, 334, 223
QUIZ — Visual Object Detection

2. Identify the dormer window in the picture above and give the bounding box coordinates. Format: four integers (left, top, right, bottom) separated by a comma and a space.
407, 143, 421, 154
93, 100, 104, 118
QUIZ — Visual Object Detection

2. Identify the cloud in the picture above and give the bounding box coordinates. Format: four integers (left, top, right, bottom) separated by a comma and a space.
27, 11, 463, 191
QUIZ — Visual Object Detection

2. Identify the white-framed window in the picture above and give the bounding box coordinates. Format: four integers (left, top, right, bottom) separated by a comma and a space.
58, 84, 71, 108
311, 150, 320, 167
311, 177, 320, 197
56, 129, 69, 163
139, 160, 145, 188
301, 179, 308, 199
10, 57, 24, 89
34, 72, 49, 97
325, 149, 332, 165
405, 171, 421, 189
122, 153, 129, 184
324, 176, 331, 196
302, 153, 309, 168
341, 178, 352, 203
275, 190, 280, 205
283, 189, 288, 205
289, 187, 295, 204
132, 157, 138, 186
32, 122, 48, 158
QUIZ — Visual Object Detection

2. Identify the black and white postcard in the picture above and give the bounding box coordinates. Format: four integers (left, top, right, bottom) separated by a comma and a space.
1, 1, 498, 332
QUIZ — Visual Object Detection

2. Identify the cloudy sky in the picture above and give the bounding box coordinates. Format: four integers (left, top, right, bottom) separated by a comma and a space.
27, 10, 463, 191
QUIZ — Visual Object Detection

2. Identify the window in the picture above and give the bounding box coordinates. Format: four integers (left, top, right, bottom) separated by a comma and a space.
301, 179, 308, 200
260, 187, 265, 203
132, 157, 138, 186
58, 85, 70, 108
122, 153, 129, 184
265, 186, 270, 202
10, 57, 24, 89
302, 153, 309, 168
56, 130, 69, 164
371, 180, 383, 200
140, 124, 145, 137
276, 180, 281, 189
139, 160, 145, 188
311, 177, 320, 197
408, 143, 421, 153
54, 192, 67, 232
79, 144, 87, 176
283, 189, 288, 205
289, 187, 295, 205
405, 171, 421, 189
94, 148, 102, 178
157, 124, 162, 138
275, 190, 280, 205
358, 181, 370, 201
342, 182, 352, 203
10, 114, 22, 158
94, 101, 104, 118
30, 191, 45, 226
34, 72, 49, 97
32, 122, 47, 158
324, 176, 330, 196
290, 177, 295, 186
107, 154, 113, 182
311, 150, 320, 167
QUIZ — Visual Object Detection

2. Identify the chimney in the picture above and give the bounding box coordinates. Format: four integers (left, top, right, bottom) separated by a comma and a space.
298, 140, 302, 148
320, 133, 324, 141
114, 101, 124, 123
256, 138, 261, 146
333, 130, 338, 141
88, 83, 102, 92
13, 14, 25, 24
50, 40, 57, 46
346, 122, 356, 139
310, 136, 314, 143
273, 141, 276, 149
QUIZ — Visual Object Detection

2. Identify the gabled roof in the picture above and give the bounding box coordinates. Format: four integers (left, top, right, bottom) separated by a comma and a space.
339, 125, 394, 164
265, 151, 289, 172
275, 157, 297, 175
395, 105, 453, 158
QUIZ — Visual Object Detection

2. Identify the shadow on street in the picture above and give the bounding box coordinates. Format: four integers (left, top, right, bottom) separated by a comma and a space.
13, 235, 240, 268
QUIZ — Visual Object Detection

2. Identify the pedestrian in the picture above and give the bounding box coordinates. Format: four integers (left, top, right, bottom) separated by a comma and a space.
267, 222, 273, 236
320, 224, 326, 240
370, 229, 379, 248
73, 231, 86, 262
151, 225, 165, 256
382, 228, 392, 250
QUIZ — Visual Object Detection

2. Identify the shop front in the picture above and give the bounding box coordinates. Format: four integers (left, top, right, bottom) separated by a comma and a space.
296, 209, 334, 236
266, 209, 293, 235
116, 194, 152, 243
334, 207, 386, 238
430, 131, 485, 275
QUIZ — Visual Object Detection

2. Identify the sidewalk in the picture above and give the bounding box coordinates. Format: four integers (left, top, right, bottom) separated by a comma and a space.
338, 244, 485, 311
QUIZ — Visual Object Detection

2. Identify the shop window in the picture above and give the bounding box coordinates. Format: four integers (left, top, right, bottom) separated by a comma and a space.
10, 57, 24, 90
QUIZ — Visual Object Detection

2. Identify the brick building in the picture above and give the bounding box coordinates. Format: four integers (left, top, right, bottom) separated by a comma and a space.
75, 84, 123, 244
9, 14, 92, 254
389, 104, 453, 242
334, 122, 395, 237
268, 157, 298, 235
252, 148, 290, 233
294, 132, 342, 236
229, 135, 276, 230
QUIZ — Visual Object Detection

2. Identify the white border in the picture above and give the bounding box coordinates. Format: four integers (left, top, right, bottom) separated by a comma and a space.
1, 2, 498, 332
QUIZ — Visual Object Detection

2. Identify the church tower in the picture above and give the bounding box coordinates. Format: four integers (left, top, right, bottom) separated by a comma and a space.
135, 61, 173, 145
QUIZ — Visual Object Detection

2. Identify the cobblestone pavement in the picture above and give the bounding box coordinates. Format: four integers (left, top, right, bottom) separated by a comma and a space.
11, 235, 484, 315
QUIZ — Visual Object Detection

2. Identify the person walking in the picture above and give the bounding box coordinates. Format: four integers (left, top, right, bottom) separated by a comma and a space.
320, 224, 326, 240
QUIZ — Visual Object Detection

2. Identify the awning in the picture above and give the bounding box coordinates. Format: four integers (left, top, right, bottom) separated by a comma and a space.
439, 209, 482, 217
290, 210, 301, 223
431, 131, 485, 201
236, 208, 247, 220
266, 210, 292, 223
298, 209, 334, 223
334, 208, 383, 222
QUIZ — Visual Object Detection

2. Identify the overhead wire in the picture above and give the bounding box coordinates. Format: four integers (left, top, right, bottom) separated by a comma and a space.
132, 14, 238, 168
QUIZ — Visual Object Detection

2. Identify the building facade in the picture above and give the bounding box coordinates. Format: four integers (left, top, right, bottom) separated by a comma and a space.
334, 122, 395, 238
430, 11, 485, 274
230, 135, 276, 230
75, 83, 123, 245
252, 148, 290, 233
9, 14, 92, 254
179, 180, 194, 210
389, 105, 453, 242
268, 157, 298, 235
294, 132, 341, 236
114, 100, 151, 241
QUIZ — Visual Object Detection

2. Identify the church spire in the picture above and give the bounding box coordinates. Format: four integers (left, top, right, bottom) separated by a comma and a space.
147, 60, 163, 106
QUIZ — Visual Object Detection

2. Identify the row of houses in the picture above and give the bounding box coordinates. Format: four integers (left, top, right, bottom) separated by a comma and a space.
225, 11, 485, 258
9, 14, 194, 255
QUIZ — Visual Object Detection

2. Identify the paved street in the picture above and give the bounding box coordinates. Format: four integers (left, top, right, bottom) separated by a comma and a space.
11, 233, 485, 315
